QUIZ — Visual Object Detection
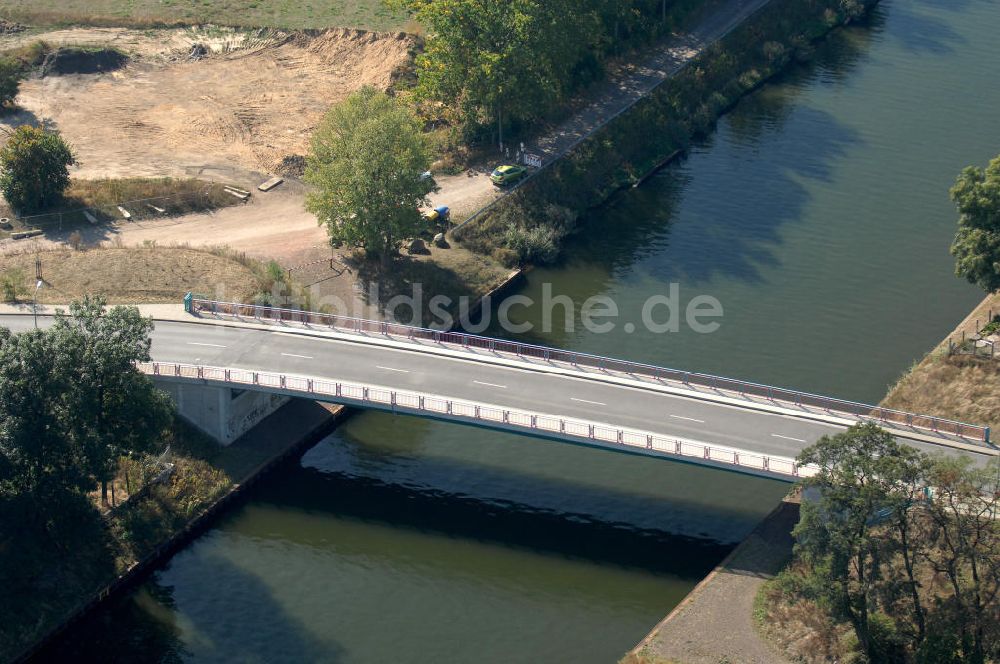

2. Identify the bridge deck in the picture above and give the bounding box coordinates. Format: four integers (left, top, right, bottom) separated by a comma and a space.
1, 312, 993, 482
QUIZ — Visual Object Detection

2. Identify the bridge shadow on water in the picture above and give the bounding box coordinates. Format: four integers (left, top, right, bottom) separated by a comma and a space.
252, 462, 733, 580
32, 409, 785, 663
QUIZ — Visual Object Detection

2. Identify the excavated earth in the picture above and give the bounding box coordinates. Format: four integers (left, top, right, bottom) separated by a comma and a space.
0, 26, 414, 179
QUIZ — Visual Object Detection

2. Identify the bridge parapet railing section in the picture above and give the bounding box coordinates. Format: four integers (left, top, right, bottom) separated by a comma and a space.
140, 360, 812, 480
186, 298, 991, 445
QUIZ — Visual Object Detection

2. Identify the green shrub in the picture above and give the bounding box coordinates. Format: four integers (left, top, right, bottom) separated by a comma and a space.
0, 268, 25, 302
503, 223, 560, 265
0, 56, 23, 108
0, 126, 75, 213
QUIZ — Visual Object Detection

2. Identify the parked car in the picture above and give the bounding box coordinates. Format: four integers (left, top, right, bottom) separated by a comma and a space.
490, 164, 528, 186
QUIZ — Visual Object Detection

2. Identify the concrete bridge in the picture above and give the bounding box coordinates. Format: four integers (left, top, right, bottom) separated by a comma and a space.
1, 299, 994, 482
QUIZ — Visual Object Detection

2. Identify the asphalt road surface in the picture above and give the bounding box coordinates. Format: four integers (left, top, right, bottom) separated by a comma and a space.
2, 315, 993, 468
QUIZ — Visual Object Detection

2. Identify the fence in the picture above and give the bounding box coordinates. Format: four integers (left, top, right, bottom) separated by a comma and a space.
950, 337, 996, 360
139, 360, 812, 480
187, 297, 993, 445
949, 309, 999, 360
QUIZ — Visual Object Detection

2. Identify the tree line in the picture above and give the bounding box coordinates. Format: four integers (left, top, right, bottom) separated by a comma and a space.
0, 297, 171, 539
392, 0, 700, 143
782, 424, 1000, 663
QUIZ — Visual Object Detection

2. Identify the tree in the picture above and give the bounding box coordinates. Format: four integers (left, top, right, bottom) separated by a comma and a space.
0, 56, 23, 108
0, 297, 172, 521
794, 423, 928, 662
922, 457, 1000, 664
0, 327, 91, 531
305, 87, 435, 265
785, 425, 1000, 662
394, 0, 602, 143
53, 296, 173, 505
0, 125, 75, 214
950, 155, 1000, 293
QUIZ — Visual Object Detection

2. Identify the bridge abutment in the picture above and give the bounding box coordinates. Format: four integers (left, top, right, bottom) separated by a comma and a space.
157, 381, 290, 445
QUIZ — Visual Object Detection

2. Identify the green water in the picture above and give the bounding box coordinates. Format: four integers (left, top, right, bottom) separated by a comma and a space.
44, 1, 996, 661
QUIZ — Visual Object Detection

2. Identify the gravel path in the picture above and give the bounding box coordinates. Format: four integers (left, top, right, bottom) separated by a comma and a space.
630, 499, 798, 664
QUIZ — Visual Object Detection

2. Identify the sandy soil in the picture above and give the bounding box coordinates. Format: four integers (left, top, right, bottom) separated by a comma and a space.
1, 26, 413, 178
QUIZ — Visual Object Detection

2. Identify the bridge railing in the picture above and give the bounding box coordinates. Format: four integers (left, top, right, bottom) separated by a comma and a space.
139, 360, 814, 480
187, 297, 992, 445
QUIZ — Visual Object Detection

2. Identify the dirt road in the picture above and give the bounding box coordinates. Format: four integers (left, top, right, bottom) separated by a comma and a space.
1, 0, 773, 257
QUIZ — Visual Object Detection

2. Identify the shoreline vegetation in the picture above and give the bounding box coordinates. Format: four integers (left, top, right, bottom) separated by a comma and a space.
454, 0, 877, 267
0, 0, 886, 661
879, 292, 1000, 436
1, 398, 347, 663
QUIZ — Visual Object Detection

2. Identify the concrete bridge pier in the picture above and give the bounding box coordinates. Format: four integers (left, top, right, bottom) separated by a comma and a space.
157, 380, 290, 445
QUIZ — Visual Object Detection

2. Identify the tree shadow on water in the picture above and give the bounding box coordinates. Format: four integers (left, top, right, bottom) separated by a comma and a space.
885, 1, 966, 54
556, 20, 880, 290
568, 101, 862, 288
33, 551, 344, 663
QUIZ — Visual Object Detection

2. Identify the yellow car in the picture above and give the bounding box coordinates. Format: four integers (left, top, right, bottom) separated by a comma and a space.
490, 164, 528, 186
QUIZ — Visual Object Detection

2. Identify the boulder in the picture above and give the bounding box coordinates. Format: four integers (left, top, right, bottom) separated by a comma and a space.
407, 238, 430, 255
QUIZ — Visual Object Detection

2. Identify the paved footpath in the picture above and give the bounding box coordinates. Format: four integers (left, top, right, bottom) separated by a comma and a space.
628, 498, 798, 664
453, 0, 774, 225
526, 0, 772, 164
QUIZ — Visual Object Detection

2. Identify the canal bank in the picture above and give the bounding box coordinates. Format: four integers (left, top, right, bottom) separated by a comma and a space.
15, 400, 351, 663
456, 0, 880, 265
32, 0, 1000, 660
626, 495, 800, 663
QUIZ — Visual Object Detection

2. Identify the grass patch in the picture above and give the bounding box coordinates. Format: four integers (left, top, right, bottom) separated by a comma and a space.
0, 38, 52, 72
0, 0, 410, 32
881, 292, 1000, 433
755, 562, 857, 663
63, 177, 243, 220
0, 246, 263, 304
1, 178, 247, 234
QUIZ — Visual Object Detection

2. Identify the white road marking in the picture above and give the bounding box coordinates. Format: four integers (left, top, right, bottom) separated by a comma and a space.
474, 380, 507, 389
670, 414, 705, 423
376, 365, 410, 373
571, 397, 606, 406
281, 353, 314, 359
187, 342, 227, 348
771, 433, 807, 443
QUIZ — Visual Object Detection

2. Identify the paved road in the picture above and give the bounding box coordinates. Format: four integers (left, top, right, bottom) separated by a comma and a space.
3, 315, 993, 469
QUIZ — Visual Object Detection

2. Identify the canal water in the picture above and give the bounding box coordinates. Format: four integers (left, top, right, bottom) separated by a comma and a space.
50, 1, 994, 661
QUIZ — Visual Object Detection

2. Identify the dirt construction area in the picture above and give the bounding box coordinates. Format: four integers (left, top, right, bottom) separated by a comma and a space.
0, 24, 504, 314
0, 26, 414, 178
